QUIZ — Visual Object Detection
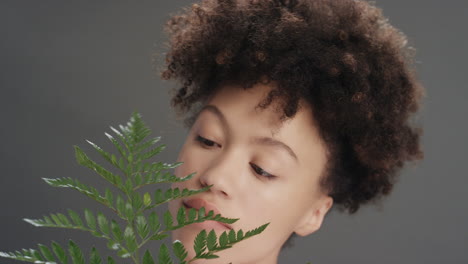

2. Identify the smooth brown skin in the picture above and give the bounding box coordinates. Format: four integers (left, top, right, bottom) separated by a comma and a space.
169, 82, 333, 264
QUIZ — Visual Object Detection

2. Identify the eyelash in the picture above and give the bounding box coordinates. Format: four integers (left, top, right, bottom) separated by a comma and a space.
195, 135, 277, 181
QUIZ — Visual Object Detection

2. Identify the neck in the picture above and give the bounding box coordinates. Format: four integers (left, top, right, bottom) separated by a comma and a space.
242, 246, 280, 264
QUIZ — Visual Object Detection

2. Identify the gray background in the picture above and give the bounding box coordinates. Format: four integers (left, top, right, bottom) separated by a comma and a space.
0, 1, 467, 263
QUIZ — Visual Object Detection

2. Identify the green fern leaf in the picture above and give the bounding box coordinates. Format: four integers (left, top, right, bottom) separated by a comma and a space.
131, 192, 143, 212
24, 214, 75, 230
135, 172, 143, 186
219, 231, 228, 248
117, 247, 131, 258
84, 209, 97, 230
89, 247, 102, 264
124, 178, 133, 193
86, 139, 115, 169
163, 210, 173, 229
158, 244, 173, 264
228, 229, 236, 243
206, 230, 218, 251
74, 145, 123, 188
135, 136, 161, 153
193, 230, 207, 256
128, 112, 151, 144
142, 250, 155, 264
197, 252, 219, 260
135, 215, 150, 239
237, 229, 244, 240
115, 195, 125, 217
148, 211, 161, 233
176, 206, 186, 225
57, 213, 71, 226
123, 226, 138, 253
143, 192, 152, 206
97, 212, 110, 236
164, 188, 173, 200
104, 188, 114, 206
149, 233, 169, 241
105, 130, 127, 159
153, 189, 164, 204
31, 248, 43, 260
197, 207, 206, 220
244, 223, 270, 239
106, 240, 120, 251
68, 240, 85, 264
0, 251, 26, 262
42, 177, 112, 209
51, 241, 67, 263
110, 220, 123, 242
110, 125, 132, 153
139, 145, 166, 160
124, 202, 134, 221
107, 256, 116, 264
67, 209, 85, 228
172, 240, 188, 263
187, 207, 197, 222
38, 243, 55, 262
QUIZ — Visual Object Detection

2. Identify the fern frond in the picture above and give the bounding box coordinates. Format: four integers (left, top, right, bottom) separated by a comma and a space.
158, 244, 173, 264
132, 169, 193, 190
110, 125, 132, 154
86, 139, 117, 168
0, 112, 273, 264
105, 131, 127, 160
168, 206, 239, 231
0, 249, 42, 263
187, 223, 270, 261
206, 230, 218, 251
23, 209, 121, 242
127, 112, 151, 145
144, 185, 211, 210
68, 240, 85, 264
0, 240, 106, 264
135, 136, 161, 153
142, 249, 155, 264
193, 229, 207, 257
51, 241, 67, 263
90, 247, 103, 264
74, 146, 124, 191
172, 240, 188, 264
137, 144, 166, 161
42, 178, 120, 213
123, 225, 138, 254
135, 214, 150, 240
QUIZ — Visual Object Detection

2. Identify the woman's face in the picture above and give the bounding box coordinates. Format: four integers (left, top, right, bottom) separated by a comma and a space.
168, 82, 333, 264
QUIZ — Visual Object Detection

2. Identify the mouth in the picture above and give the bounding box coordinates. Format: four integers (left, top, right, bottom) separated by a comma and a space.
183, 201, 233, 230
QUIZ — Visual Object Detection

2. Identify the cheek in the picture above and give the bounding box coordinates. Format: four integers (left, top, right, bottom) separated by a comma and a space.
172, 142, 211, 189
242, 181, 307, 234
241, 187, 292, 226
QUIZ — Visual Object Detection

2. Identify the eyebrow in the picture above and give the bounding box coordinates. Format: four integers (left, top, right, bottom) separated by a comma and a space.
199, 104, 299, 163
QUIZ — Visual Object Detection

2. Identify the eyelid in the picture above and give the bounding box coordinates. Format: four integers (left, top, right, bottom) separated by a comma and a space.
250, 162, 276, 180
195, 134, 220, 148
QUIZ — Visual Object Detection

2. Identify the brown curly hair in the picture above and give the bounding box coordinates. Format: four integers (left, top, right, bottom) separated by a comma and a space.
159, 0, 424, 249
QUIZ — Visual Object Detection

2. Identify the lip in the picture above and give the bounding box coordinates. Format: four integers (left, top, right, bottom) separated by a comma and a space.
183, 198, 232, 230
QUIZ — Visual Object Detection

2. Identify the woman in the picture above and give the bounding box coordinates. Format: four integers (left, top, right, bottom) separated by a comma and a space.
162, 0, 424, 263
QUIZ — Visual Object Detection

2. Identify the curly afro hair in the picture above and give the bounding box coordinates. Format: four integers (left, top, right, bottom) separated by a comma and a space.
159, 0, 424, 249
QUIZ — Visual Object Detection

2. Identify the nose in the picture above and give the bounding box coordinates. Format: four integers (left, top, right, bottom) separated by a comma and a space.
198, 150, 241, 198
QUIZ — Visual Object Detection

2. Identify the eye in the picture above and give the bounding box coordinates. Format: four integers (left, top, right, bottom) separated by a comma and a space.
250, 162, 276, 180
195, 135, 220, 148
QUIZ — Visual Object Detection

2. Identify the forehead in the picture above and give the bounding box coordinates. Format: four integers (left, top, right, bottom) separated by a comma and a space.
204, 83, 286, 130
